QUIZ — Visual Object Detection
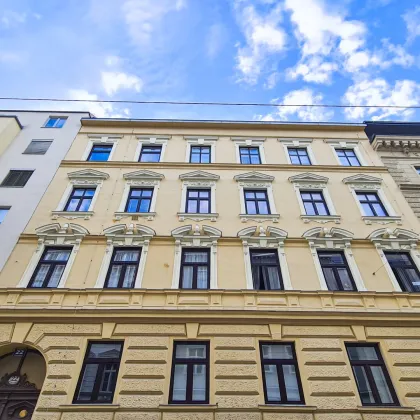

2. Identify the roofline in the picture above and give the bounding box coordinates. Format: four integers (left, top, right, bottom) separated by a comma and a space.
364, 120, 420, 125
0, 109, 93, 117
81, 117, 366, 131
0, 115, 23, 129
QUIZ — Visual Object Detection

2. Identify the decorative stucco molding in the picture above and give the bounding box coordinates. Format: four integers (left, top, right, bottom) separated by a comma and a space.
278, 138, 317, 165
324, 139, 367, 166
238, 225, 291, 290
134, 135, 170, 162
82, 134, 122, 161
231, 137, 266, 164
183, 136, 218, 163
171, 224, 222, 289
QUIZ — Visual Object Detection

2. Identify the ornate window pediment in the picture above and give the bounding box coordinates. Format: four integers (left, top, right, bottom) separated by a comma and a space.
368, 228, 418, 250
343, 174, 382, 186
171, 224, 221, 289
67, 169, 109, 181
289, 173, 329, 185
234, 172, 274, 183
179, 171, 220, 181
123, 170, 164, 182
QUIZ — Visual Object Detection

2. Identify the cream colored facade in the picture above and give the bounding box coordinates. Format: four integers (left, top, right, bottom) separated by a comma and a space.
2, 119, 420, 420
0, 116, 21, 157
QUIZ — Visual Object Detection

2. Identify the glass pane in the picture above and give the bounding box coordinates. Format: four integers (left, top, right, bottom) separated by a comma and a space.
361, 203, 374, 216
44, 249, 71, 261
127, 199, 139, 212
366, 194, 378, 201
262, 344, 293, 360
318, 252, 344, 265
246, 201, 257, 214
192, 364, 206, 401
201, 154, 210, 163
258, 201, 269, 214
315, 202, 328, 215
89, 152, 110, 162
66, 199, 79, 211
251, 252, 277, 264
250, 155, 260, 164
176, 344, 207, 359
56, 118, 66, 128
357, 193, 367, 200
184, 252, 208, 263
348, 346, 379, 361
289, 149, 298, 155
114, 250, 139, 262
140, 153, 160, 162
98, 363, 117, 402
77, 363, 99, 401
290, 155, 300, 165
250, 148, 259, 155
190, 154, 200, 163
85, 189, 96, 197
122, 265, 137, 288
386, 253, 411, 265
130, 190, 142, 197
197, 266, 208, 289
323, 267, 340, 291
79, 198, 92, 212
255, 192, 266, 199
303, 202, 315, 215
283, 365, 300, 401
353, 366, 375, 404
241, 155, 250, 164
245, 191, 255, 199
301, 193, 311, 200
139, 199, 151, 212
187, 200, 198, 213
199, 200, 209, 213
372, 203, 387, 216
31, 264, 50, 287
349, 157, 360, 166
181, 266, 193, 288
264, 365, 281, 402
199, 190, 209, 198
371, 366, 394, 404
405, 268, 420, 291
107, 266, 122, 288
300, 156, 311, 165
73, 189, 84, 196
172, 364, 187, 401
89, 343, 122, 358
339, 156, 349, 166
142, 190, 153, 197
337, 268, 355, 291
47, 265, 65, 287
266, 266, 281, 290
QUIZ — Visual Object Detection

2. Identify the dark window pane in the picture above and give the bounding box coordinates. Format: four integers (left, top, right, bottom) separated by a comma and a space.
264, 365, 281, 402
283, 365, 300, 401
176, 344, 207, 359
262, 344, 293, 360
1, 170, 34, 187
172, 364, 188, 401
348, 346, 378, 361
323, 267, 340, 290
371, 366, 394, 404
353, 366, 376, 404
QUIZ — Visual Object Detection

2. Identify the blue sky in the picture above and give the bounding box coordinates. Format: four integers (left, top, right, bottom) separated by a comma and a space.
1, 0, 420, 122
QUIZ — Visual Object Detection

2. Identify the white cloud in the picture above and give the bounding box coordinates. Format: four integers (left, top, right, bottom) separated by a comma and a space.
234, 0, 286, 84
122, 0, 186, 45
256, 88, 334, 122
342, 78, 420, 121
287, 56, 338, 84
206, 23, 226, 59
101, 71, 143, 96
403, 6, 420, 43
0, 51, 24, 63
1, 10, 27, 28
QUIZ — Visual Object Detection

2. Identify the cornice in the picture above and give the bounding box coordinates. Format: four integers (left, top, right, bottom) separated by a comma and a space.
60, 160, 389, 173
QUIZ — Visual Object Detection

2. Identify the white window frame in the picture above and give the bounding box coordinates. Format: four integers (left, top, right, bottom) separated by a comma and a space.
134, 135, 170, 162
95, 224, 155, 289
234, 172, 279, 223
115, 170, 164, 222
52, 169, 109, 220
303, 227, 366, 291
343, 174, 401, 225
184, 136, 217, 163
289, 173, 340, 224
238, 226, 292, 290
171, 225, 221, 290
232, 137, 266, 164
18, 223, 88, 288
178, 171, 219, 222
278, 138, 316, 165
82, 134, 122, 161
324, 139, 367, 167
369, 228, 420, 292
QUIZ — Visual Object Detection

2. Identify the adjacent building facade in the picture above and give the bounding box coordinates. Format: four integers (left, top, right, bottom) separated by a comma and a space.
0, 111, 91, 271
1, 118, 420, 420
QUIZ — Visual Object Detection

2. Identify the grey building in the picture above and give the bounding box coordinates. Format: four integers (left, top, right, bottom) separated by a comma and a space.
365, 121, 420, 219
0, 110, 91, 271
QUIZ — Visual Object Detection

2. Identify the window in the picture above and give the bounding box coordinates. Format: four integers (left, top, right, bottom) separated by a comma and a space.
346, 344, 398, 406
384, 252, 420, 292
336, 149, 361, 166
416, 167, 420, 175
28, 247, 71, 288
288, 148, 311, 165
1, 170, 33, 187
64, 188, 96, 212
169, 342, 209, 404
179, 249, 210, 289
300, 191, 329, 216
186, 189, 210, 214
190, 146, 211, 163
105, 248, 141, 289
88, 144, 113, 162
23, 140, 52, 155
250, 250, 283, 290
239, 147, 261, 164
260, 342, 304, 404
0, 207, 10, 224
125, 188, 153, 213
244, 190, 270, 215
44, 117, 67, 128
318, 251, 357, 291
139, 145, 162, 162
356, 192, 388, 217
74, 342, 123, 404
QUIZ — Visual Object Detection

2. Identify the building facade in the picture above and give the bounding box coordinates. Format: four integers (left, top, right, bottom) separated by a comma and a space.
0, 111, 91, 271
1, 118, 420, 420
366, 121, 420, 220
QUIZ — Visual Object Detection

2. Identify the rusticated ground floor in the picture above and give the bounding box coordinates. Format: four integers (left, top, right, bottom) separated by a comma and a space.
1, 314, 420, 420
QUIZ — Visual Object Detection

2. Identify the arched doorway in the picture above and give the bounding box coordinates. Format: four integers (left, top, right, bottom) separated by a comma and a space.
0, 344, 46, 420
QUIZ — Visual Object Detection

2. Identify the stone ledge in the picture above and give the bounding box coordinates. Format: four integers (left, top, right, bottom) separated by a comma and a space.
159, 405, 217, 411
57, 404, 120, 412
258, 405, 316, 412
357, 405, 415, 414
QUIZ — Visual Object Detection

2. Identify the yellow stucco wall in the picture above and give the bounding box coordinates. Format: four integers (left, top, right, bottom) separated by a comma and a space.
0, 117, 21, 157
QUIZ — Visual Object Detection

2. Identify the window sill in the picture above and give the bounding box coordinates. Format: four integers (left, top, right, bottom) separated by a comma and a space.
51, 211, 93, 220
178, 212, 219, 222
59, 404, 120, 411
159, 404, 217, 411
258, 405, 316, 412
362, 216, 402, 225
357, 406, 414, 414
240, 214, 280, 223
114, 211, 156, 221
300, 215, 341, 224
